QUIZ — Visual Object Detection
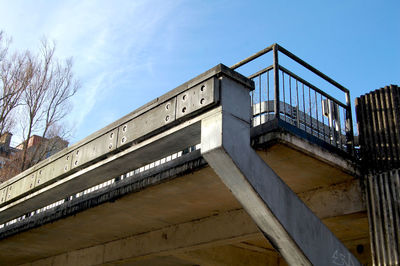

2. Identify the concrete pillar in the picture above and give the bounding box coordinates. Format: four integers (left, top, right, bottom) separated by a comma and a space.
201, 75, 360, 265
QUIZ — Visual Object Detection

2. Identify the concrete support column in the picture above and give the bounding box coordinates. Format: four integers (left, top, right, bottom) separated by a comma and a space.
201, 76, 360, 265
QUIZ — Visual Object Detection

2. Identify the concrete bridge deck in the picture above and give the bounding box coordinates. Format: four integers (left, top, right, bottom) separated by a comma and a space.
0, 131, 368, 265
0, 50, 370, 265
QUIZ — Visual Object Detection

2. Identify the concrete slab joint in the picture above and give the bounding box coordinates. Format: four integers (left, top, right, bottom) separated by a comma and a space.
200, 75, 361, 265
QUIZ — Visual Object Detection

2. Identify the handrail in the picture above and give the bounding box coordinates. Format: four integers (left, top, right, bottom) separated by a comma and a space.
276, 44, 349, 93
230, 43, 349, 94
248, 65, 274, 80
230, 43, 275, 70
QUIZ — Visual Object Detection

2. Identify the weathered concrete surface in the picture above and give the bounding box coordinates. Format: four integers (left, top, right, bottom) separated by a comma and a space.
0, 120, 202, 224
200, 76, 361, 265
253, 128, 359, 178
0, 165, 240, 265
175, 245, 281, 266
0, 64, 252, 220
0, 65, 371, 265
256, 142, 358, 193
0, 157, 369, 265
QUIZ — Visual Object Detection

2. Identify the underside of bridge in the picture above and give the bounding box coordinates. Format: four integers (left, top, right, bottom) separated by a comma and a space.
0, 131, 370, 265
0, 45, 373, 265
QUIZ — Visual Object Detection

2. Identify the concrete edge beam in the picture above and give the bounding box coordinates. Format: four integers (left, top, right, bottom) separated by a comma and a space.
0, 107, 221, 224
0, 64, 254, 208
0, 150, 206, 239
253, 128, 360, 177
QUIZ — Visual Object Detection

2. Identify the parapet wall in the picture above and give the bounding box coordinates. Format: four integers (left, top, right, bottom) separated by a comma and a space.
0, 64, 253, 224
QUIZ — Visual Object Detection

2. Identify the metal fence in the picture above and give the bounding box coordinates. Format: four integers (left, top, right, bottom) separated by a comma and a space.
231, 44, 354, 153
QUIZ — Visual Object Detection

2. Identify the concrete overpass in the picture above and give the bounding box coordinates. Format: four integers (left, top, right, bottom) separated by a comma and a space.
0, 44, 371, 265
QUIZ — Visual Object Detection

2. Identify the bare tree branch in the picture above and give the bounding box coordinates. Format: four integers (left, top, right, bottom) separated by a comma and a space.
20, 40, 79, 170
0, 33, 79, 179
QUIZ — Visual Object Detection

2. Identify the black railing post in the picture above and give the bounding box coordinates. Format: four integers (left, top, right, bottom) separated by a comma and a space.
345, 91, 355, 154
273, 44, 280, 119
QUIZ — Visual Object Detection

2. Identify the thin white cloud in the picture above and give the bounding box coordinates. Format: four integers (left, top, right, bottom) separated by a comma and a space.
72, 72, 107, 131
52, 1, 183, 139
0, 0, 189, 142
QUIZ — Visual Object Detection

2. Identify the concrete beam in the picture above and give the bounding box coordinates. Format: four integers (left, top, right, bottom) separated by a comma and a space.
0, 117, 202, 224
175, 245, 280, 266
0, 64, 253, 213
200, 76, 360, 265
21, 209, 261, 266
15, 180, 364, 266
253, 129, 359, 177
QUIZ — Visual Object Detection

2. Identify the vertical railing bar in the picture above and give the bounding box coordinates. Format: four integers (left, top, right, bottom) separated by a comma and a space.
267, 70, 270, 120
282, 71, 286, 122
309, 85, 312, 135
315, 90, 319, 139
345, 90, 354, 155
329, 100, 334, 146
334, 103, 339, 148
344, 107, 347, 150
273, 45, 280, 119
251, 80, 254, 125
302, 83, 306, 133
259, 75, 262, 123
296, 79, 299, 128
289, 75, 293, 125
322, 95, 326, 142
251, 83, 254, 107
341, 108, 345, 150
341, 108, 345, 149
336, 106, 340, 149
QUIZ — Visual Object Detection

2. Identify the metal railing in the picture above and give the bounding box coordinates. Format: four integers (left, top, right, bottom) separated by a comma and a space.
231, 44, 354, 153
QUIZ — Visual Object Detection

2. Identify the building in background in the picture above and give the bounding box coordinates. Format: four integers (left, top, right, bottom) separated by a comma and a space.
0, 133, 19, 170
0, 134, 68, 182
16, 135, 69, 164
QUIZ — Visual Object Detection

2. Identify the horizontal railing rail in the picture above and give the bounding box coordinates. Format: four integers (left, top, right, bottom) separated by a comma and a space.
230, 44, 275, 70
248, 65, 274, 80
277, 44, 349, 93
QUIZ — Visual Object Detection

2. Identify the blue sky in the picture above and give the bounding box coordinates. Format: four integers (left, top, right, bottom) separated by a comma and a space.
0, 0, 399, 143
